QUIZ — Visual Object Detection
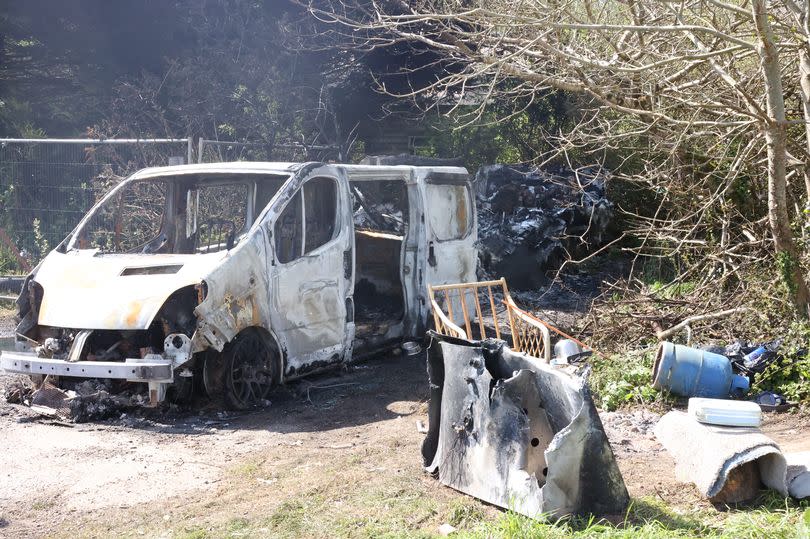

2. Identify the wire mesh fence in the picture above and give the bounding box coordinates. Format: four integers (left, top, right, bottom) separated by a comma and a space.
197, 139, 339, 163
0, 138, 191, 272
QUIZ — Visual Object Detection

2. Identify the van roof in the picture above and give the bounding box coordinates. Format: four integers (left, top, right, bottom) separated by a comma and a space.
130, 161, 468, 180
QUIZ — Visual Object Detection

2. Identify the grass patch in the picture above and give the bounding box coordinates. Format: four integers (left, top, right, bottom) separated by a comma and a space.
225, 517, 252, 537
331, 480, 440, 538
447, 498, 486, 529
461, 494, 810, 538
163, 469, 446, 539
588, 350, 665, 411
0, 303, 16, 318
31, 499, 55, 511
266, 497, 320, 538
174, 528, 208, 539
65, 456, 810, 539
230, 458, 264, 479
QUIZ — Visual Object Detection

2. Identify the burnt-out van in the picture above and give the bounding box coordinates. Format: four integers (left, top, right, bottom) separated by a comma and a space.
1, 162, 476, 408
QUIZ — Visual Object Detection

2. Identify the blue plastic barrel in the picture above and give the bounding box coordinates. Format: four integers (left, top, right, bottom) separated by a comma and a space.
652, 342, 749, 398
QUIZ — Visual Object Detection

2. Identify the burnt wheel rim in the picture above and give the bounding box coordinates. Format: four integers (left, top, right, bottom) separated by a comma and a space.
226, 333, 274, 407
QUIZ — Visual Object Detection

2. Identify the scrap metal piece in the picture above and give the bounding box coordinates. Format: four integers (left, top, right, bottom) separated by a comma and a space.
422, 332, 628, 518
30, 380, 72, 419
163, 333, 192, 364
67, 330, 93, 362
1, 352, 173, 381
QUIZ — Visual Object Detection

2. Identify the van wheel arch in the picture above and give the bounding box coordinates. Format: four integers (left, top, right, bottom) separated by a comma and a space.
251, 326, 285, 384
202, 326, 284, 409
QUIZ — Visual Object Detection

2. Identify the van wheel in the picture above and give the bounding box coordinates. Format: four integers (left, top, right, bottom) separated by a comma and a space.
204, 330, 277, 410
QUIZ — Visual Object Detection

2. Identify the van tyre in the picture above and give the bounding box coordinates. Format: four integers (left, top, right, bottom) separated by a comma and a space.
203, 330, 277, 410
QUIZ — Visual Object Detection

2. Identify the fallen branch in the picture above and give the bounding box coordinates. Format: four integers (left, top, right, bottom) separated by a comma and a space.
656, 307, 750, 340
317, 443, 354, 449
304, 382, 360, 404
0, 227, 31, 272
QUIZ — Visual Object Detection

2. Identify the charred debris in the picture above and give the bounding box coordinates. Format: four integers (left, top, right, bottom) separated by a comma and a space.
476, 164, 613, 290
353, 159, 615, 291
423, 278, 628, 518
423, 333, 629, 518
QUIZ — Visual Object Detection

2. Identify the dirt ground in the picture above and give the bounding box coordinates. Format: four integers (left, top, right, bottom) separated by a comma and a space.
0, 349, 460, 538
1, 314, 810, 537
601, 407, 810, 509
0, 308, 15, 341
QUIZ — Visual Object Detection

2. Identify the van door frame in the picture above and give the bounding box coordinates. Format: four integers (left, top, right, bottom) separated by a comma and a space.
343, 167, 421, 345
265, 164, 355, 378
416, 169, 477, 333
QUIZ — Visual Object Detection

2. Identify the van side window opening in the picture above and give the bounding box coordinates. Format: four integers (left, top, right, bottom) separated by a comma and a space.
303, 177, 338, 253
274, 190, 303, 264
350, 180, 408, 235
425, 183, 471, 240
80, 180, 167, 253
193, 183, 249, 253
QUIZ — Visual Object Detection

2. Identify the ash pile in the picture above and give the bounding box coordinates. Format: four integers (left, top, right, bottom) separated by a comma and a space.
3, 376, 149, 423
475, 164, 613, 290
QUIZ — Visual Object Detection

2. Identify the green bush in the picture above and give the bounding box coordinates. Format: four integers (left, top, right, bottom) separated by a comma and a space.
0, 245, 20, 273
751, 321, 810, 403
588, 351, 660, 411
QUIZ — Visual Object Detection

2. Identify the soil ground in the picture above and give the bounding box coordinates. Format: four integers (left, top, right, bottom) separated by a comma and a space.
0, 306, 15, 342
1, 312, 809, 538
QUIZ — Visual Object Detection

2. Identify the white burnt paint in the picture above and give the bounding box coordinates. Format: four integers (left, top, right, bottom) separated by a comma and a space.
2, 161, 477, 400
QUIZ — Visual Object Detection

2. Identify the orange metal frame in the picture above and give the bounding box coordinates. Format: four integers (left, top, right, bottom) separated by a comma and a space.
428, 277, 552, 363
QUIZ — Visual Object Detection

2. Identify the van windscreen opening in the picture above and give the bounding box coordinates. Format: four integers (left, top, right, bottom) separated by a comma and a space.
76, 179, 167, 253
69, 173, 289, 255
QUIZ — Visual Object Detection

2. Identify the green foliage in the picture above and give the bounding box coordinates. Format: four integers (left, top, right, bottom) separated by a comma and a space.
31, 218, 49, 259
751, 320, 810, 403
0, 97, 44, 138
0, 244, 20, 273
588, 351, 660, 411
415, 91, 579, 170
776, 251, 801, 302
1, 0, 351, 154
648, 280, 697, 300
415, 110, 522, 169
461, 494, 810, 538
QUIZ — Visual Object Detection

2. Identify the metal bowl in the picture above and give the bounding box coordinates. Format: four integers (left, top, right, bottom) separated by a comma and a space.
401, 341, 422, 356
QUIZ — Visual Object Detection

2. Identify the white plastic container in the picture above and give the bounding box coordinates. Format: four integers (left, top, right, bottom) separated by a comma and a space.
688, 397, 762, 427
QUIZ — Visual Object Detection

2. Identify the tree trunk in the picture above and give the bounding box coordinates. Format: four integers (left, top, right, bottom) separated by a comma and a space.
753, 0, 810, 317
799, 48, 810, 203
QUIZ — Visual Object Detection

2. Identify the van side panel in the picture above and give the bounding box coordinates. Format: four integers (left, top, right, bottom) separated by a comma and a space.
266, 167, 353, 377
419, 170, 477, 331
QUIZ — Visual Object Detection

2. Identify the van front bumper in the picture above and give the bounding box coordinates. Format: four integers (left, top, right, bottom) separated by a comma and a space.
0, 351, 173, 382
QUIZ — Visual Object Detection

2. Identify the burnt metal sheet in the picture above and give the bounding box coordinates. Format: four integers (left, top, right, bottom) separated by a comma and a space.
1, 352, 173, 381
34, 251, 226, 330
422, 332, 629, 518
